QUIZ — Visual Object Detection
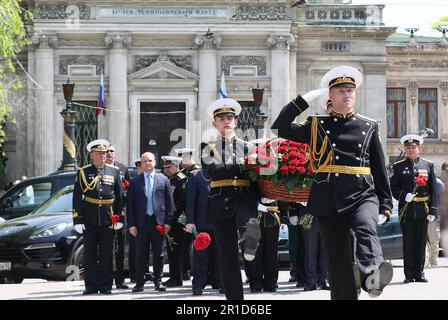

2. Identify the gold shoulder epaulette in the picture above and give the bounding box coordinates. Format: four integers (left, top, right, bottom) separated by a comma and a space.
420, 157, 434, 164
393, 158, 407, 165
177, 171, 187, 180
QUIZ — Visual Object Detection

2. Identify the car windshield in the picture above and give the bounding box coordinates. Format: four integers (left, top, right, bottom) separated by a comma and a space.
33, 187, 73, 214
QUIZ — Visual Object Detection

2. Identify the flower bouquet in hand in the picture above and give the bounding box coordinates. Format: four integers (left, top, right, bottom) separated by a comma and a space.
244, 139, 315, 202
178, 215, 211, 251
398, 173, 427, 222
156, 225, 176, 250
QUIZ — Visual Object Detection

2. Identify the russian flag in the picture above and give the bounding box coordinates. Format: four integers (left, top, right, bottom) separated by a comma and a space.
97, 72, 105, 116
219, 70, 227, 99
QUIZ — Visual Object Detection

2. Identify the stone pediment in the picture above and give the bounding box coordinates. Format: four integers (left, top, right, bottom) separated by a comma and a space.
128, 54, 199, 81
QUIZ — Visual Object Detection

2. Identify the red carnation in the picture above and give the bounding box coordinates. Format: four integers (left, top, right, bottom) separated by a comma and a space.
193, 232, 212, 251
156, 225, 166, 235
111, 214, 120, 225
415, 174, 427, 187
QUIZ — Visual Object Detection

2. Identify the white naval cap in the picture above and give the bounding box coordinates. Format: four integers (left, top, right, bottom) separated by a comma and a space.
319, 92, 332, 110
400, 134, 424, 145
207, 98, 242, 118
134, 157, 141, 166
320, 65, 363, 90
161, 156, 182, 167
175, 148, 195, 156
86, 139, 110, 152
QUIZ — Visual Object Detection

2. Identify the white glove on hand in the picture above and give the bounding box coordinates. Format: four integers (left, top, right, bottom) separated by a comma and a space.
74, 224, 85, 234
257, 203, 268, 212
113, 222, 123, 230
289, 216, 298, 226
405, 193, 414, 203
427, 215, 435, 222
302, 88, 329, 103
378, 214, 388, 226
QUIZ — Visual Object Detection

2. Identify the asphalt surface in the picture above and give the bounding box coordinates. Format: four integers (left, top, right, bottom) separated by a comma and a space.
0, 258, 447, 300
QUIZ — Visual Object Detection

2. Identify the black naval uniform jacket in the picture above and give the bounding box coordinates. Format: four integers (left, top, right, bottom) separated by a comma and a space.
169, 170, 188, 217
200, 136, 259, 223
272, 95, 393, 217
72, 163, 123, 226
390, 157, 438, 219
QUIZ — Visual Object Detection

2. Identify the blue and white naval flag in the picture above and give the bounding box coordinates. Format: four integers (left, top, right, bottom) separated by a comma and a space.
219, 70, 227, 99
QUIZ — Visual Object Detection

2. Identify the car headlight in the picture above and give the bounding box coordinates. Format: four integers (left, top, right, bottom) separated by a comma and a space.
29, 223, 68, 240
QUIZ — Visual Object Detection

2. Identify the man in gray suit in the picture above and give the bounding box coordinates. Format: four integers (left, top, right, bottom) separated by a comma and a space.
126, 152, 174, 292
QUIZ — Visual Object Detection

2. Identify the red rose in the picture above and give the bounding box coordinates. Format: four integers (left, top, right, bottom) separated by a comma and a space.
278, 145, 288, 154
282, 155, 289, 163
280, 166, 289, 174
256, 165, 262, 174
289, 151, 300, 159
297, 166, 306, 173
111, 214, 120, 225
193, 232, 212, 251
289, 147, 297, 153
308, 166, 314, 173
289, 165, 297, 173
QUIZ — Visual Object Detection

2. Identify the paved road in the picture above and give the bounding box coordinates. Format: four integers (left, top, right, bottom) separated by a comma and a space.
0, 258, 447, 300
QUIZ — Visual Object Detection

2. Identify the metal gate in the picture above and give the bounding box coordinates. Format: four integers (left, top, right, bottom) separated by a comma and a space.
237, 101, 257, 141
73, 101, 98, 167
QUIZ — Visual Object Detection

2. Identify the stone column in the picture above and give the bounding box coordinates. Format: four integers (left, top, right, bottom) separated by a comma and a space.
407, 80, 419, 135
362, 62, 389, 154
439, 81, 448, 141
289, 43, 298, 100
32, 34, 57, 176
267, 34, 295, 124
195, 33, 221, 136
105, 33, 131, 165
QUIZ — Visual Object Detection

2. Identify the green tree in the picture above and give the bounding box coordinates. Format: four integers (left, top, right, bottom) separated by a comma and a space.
432, 16, 448, 31
0, 0, 32, 186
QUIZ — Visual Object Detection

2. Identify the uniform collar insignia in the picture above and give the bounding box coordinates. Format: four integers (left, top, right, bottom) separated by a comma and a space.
330, 110, 355, 119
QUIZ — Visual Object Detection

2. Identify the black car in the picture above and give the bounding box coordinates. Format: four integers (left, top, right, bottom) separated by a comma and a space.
0, 171, 76, 221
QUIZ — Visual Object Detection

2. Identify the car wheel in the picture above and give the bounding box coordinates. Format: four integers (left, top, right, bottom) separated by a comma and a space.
70, 245, 85, 280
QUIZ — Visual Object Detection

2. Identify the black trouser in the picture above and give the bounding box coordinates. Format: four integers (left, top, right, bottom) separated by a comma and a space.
213, 218, 244, 300
246, 225, 279, 291
183, 233, 192, 277
166, 221, 185, 283
192, 230, 221, 290
114, 228, 125, 285
318, 200, 383, 300
128, 232, 136, 281
303, 218, 328, 286
135, 215, 164, 285
401, 216, 428, 280
84, 225, 114, 291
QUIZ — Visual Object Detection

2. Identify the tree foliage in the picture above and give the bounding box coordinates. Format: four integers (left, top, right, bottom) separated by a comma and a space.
0, 0, 33, 185
432, 16, 448, 30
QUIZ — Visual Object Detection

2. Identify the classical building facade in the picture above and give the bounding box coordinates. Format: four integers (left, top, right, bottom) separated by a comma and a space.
5, 0, 448, 181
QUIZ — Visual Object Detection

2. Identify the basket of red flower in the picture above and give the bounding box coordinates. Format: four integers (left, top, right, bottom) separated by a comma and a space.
244, 139, 314, 202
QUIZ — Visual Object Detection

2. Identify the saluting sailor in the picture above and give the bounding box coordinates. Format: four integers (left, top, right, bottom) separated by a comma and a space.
72, 139, 124, 295
272, 66, 394, 300
390, 134, 438, 283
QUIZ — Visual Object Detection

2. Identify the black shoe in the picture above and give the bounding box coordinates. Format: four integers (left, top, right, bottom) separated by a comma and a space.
263, 287, 277, 292
218, 287, 225, 294
304, 284, 317, 291
82, 289, 98, 295
367, 261, 393, 298
319, 282, 331, 290
116, 283, 129, 290
164, 279, 183, 287
403, 278, 414, 284
250, 287, 262, 293
192, 288, 203, 296
415, 277, 428, 283
289, 275, 298, 283
132, 284, 144, 293
183, 274, 191, 281
243, 218, 261, 261
99, 288, 112, 295
296, 282, 305, 288
154, 280, 166, 291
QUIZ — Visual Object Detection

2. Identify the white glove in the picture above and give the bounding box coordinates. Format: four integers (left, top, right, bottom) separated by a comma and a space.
289, 216, 298, 226
74, 224, 85, 234
405, 193, 414, 203
427, 215, 435, 222
378, 214, 388, 225
257, 203, 268, 212
113, 222, 123, 230
302, 88, 329, 103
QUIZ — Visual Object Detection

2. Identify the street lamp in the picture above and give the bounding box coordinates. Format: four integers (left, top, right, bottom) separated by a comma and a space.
251, 85, 268, 139
58, 79, 78, 172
